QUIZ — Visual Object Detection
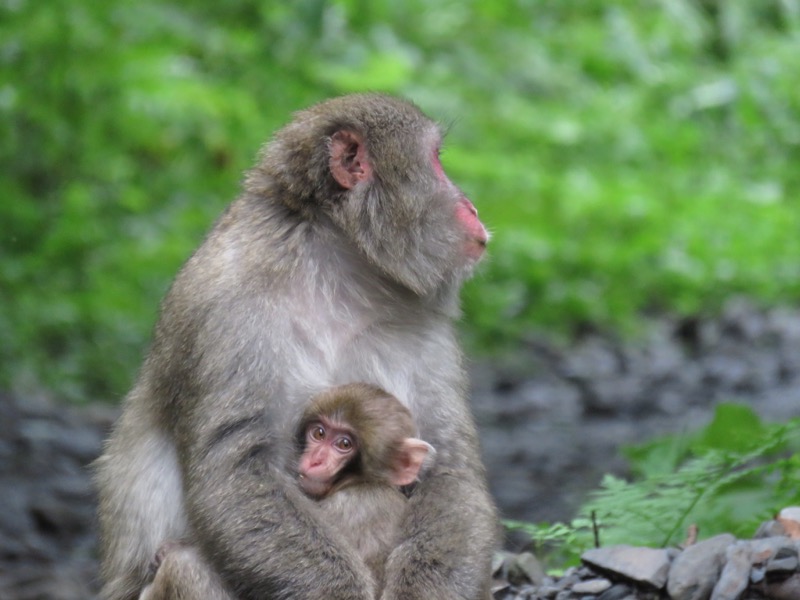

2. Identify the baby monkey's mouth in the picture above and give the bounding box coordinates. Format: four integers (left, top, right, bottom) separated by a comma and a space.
298, 473, 330, 499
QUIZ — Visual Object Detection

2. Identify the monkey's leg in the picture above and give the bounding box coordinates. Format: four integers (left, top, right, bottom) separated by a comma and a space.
139, 543, 234, 600
381, 467, 499, 600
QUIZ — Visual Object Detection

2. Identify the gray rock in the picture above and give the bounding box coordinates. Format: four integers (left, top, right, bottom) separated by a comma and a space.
597, 585, 634, 600
493, 551, 510, 574
493, 550, 547, 587
721, 298, 767, 341
749, 536, 795, 563
753, 519, 786, 539
766, 556, 799, 573
491, 581, 512, 599
764, 573, 800, 600
572, 578, 612, 594
750, 564, 766, 584
556, 567, 581, 590
564, 335, 621, 380
513, 583, 538, 599
536, 584, 560, 598
512, 552, 546, 585
775, 544, 799, 559
710, 541, 751, 600
513, 379, 583, 422
589, 376, 645, 413
582, 545, 672, 588
778, 506, 800, 521
667, 533, 735, 600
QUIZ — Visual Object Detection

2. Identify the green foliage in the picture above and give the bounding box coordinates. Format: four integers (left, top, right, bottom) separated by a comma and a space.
3, 1, 800, 400
504, 517, 597, 570
460, 1, 800, 348
506, 403, 800, 565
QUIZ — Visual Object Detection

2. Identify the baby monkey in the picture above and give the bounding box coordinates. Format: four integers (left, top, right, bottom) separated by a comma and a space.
296, 383, 435, 588
142, 383, 433, 599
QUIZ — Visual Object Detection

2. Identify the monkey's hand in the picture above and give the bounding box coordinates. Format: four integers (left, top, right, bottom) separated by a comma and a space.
380, 472, 499, 600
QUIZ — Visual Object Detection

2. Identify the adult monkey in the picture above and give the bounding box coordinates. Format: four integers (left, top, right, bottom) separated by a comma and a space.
95, 93, 498, 600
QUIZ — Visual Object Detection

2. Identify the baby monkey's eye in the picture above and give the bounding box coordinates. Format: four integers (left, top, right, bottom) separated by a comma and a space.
334, 436, 354, 452
308, 424, 325, 441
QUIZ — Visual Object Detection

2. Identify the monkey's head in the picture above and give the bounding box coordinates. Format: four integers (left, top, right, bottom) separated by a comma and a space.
251, 94, 489, 297
296, 383, 434, 499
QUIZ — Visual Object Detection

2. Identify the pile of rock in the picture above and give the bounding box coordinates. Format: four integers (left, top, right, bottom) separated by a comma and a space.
1, 301, 799, 599
0, 390, 114, 600
475, 300, 800, 526
492, 508, 800, 600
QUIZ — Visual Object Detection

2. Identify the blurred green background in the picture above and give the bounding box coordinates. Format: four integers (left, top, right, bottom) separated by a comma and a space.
3, 0, 800, 404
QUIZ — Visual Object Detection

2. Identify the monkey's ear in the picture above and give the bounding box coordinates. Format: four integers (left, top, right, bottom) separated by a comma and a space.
329, 130, 372, 189
391, 439, 436, 487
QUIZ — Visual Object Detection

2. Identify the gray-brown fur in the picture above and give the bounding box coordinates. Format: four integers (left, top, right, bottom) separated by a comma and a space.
139, 542, 232, 600
94, 93, 499, 600
141, 384, 429, 599
319, 484, 408, 593
298, 382, 420, 489
298, 383, 432, 592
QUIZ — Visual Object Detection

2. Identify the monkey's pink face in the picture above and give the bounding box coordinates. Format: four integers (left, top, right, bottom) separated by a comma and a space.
298, 418, 358, 498
432, 148, 489, 261
330, 127, 489, 269
455, 197, 488, 261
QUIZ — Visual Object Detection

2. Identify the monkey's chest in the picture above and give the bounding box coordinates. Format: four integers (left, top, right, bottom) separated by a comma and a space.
281, 306, 444, 409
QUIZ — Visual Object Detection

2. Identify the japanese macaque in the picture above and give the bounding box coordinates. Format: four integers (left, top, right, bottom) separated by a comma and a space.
95, 93, 499, 600
297, 383, 434, 588
141, 383, 434, 599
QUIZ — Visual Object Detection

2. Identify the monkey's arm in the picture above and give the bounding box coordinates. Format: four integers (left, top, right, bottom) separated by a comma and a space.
380, 426, 499, 600
180, 407, 376, 600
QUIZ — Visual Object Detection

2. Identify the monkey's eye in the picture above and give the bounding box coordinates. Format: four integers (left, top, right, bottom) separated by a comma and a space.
333, 436, 354, 453
308, 424, 326, 442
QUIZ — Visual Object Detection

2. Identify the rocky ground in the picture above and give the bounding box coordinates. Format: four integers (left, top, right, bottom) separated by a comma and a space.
492, 521, 800, 599
1, 299, 799, 599
478, 299, 800, 525
0, 390, 115, 598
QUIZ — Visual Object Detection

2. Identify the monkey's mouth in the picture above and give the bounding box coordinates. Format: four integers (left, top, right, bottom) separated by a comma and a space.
465, 235, 489, 261
298, 474, 330, 499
